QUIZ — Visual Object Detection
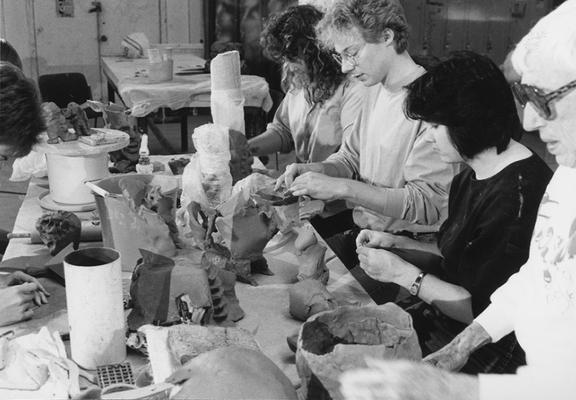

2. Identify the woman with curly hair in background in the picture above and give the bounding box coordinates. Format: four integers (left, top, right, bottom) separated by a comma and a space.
248, 4, 365, 166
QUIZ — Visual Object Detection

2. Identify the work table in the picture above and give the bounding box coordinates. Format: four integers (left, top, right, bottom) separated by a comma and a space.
1, 161, 374, 386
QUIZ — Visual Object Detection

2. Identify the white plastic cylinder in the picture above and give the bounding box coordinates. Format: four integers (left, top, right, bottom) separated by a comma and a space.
64, 248, 126, 369
46, 153, 109, 205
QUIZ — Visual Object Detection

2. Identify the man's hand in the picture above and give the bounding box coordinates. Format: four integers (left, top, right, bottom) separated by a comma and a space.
356, 230, 406, 249
424, 322, 492, 371
274, 163, 324, 191
288, 172, 348, 202
340, 358, 480, 400
0, 282, 44, 327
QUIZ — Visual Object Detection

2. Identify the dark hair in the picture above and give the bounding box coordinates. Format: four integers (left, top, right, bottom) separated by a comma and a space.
405, 51, 522, 159
317, 0, 409, 53
0, 39, 23, 70
261, 5, 344, 104
0, 62, 45, 157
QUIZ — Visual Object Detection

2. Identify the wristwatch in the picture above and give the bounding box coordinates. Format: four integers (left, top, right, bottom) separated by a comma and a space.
409, 271, 427, 296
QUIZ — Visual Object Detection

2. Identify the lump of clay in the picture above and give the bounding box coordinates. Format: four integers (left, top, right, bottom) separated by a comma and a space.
168, 347, 298, 400
296, 303, 422, 400
228, 129, 253, 184
63, 102, 90, 136
41, 102, 70, 144
35, 210, 81, 255
128, 250, 212, 330
289, 279, 337, 322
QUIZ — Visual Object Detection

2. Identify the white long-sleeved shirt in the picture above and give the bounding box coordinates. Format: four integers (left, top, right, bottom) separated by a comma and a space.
264, 79, 365, 163
324, 67, 458, 232
476, 166, 576, 400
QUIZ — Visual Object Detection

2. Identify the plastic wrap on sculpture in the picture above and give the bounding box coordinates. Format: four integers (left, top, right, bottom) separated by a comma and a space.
94, 174, 179, 271
181, 124, 233, 210
210, 51, 245, 134
127, 250, 212, 330
170, 347, 298, 400
296, 303, 422, 400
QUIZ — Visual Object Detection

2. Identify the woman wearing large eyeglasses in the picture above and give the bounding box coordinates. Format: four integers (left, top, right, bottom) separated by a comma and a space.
248, 5, 364, 169
355, 51, 553, 374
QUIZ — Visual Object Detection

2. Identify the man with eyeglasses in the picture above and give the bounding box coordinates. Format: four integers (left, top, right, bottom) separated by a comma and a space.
0, 61, 51, 326
339, 1, 576, 399
276, 0, 457, 303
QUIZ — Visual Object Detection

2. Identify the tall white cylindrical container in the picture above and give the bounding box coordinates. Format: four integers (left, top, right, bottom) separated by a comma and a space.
64, 248, 126, 369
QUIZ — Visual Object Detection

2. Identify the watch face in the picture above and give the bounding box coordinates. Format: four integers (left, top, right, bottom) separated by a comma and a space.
409, 285, 418, 296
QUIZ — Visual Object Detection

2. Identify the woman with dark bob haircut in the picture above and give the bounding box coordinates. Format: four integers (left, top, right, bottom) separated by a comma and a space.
248, 4, 364, 165
354, 51, 552, 374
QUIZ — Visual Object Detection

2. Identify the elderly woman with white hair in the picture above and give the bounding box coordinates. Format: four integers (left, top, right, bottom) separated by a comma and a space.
338, 1, 576, 399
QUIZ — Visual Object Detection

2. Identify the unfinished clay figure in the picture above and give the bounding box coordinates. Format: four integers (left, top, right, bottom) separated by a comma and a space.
35, 210, 81, 255
63, 102, 90, 137
128, 250, 212, 330
201, 246, 245, 324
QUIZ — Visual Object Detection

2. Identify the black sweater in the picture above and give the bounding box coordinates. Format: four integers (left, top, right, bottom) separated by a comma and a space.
437, 153, 553, 316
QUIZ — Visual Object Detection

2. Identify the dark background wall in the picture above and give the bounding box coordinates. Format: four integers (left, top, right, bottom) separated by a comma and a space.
205, 0, 563, 90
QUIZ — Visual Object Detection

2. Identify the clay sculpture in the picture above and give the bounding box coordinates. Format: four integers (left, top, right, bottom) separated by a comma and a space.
201, 246, 246, 324
63, 102, 90, 137
168, 347, 298, 400
128, 250, 212, 330
35, 210, 81, 255
41, 102, 75, 143
296, 303, 422, 400
288, 279, 337, 322
215, 186, 279, 285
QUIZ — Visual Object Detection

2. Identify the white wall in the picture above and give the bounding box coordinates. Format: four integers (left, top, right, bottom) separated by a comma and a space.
0, 0, 203, 101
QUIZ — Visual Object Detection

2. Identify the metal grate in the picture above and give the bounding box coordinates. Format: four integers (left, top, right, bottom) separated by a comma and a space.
97, 362, 135, 388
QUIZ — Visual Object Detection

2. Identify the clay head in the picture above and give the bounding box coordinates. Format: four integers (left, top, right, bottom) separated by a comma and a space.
35, 210, 81, 255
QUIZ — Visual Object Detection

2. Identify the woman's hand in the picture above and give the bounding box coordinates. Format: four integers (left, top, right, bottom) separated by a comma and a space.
356, 229, 406, 249
356, 247, 412, 284
274, 163, 323, 191
0, 282, 43, 327
0, 271, 50, 306
288, 172, 348, 202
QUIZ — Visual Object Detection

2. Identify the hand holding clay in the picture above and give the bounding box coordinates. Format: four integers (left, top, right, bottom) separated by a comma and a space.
274, 162, 323, 191
0, 283, 44, 326
356, 247, 408, 284
289, 172, 346, 202
356, 229, 406, 249
339, 358, 480, 400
